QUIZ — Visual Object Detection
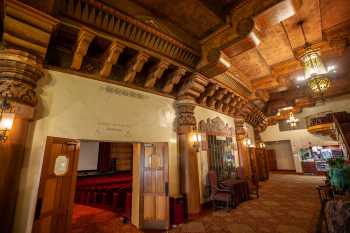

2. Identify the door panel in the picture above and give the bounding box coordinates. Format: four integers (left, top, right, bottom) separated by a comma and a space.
32, 137, 79, 233
140, 143, 169, 230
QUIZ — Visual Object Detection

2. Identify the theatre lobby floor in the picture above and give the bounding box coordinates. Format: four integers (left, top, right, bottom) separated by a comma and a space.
72, 174, 324, 233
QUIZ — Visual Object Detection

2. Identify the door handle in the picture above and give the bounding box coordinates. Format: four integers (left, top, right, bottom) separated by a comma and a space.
34, 198, 43, 220
165, 182, 169, 196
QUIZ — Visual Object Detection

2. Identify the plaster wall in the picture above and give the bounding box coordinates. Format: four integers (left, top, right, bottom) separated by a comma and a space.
13, 70, 235, 233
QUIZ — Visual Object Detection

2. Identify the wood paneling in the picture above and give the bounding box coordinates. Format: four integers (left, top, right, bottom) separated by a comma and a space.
140, 143, 169, 230
32, 137, 80, 233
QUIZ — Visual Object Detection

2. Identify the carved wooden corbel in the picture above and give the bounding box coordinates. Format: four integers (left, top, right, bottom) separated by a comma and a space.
144, 60, 170, 88
99, 41, 125, 78
162, 67, 186, 93
197, 83, 217, 105
71, 27, 96, 70
177, 73, 208, 100
123, 52, 150, 83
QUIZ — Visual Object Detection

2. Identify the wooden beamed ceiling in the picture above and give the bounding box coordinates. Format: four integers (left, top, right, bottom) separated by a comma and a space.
3, 0, 350, 132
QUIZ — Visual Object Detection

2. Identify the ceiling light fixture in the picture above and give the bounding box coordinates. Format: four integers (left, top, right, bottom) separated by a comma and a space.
297, 21, 331, 95
286, 112, 299, 128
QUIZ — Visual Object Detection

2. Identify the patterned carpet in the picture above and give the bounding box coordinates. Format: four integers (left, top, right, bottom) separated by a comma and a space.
72, 174, 324, 233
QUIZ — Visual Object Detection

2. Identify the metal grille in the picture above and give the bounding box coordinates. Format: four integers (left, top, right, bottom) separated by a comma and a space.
207, 135, 235, 182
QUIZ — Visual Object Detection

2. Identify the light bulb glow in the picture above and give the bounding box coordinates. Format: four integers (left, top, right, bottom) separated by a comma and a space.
0, 113, 15, 130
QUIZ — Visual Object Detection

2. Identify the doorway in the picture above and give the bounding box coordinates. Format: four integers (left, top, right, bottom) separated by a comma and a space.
265, 140, 295, 171
32, 137, 170, 233
72, 141, 134, 233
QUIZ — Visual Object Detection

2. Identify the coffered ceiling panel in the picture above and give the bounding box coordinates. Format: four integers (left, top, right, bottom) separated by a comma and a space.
320, 0, 350, 30
257, 23, 294, 66
283, 0, 322, 49
230, 48, 271, 80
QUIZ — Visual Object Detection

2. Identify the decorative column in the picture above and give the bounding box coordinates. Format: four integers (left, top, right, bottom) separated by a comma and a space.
234, 117, 251, 178
176, 100, 201, 214
0, 49, 44, 233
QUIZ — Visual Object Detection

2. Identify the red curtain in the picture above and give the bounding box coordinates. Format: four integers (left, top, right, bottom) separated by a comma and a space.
98, 142, 111, 172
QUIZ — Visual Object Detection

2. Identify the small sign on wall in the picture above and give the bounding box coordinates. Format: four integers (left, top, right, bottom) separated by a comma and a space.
54, 155, 69, 176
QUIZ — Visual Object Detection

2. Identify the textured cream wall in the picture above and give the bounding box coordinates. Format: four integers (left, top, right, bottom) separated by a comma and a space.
14, 70, 235, 233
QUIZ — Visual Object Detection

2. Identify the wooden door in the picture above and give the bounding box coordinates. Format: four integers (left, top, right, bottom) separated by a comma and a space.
32, 137, 80, 233
140, 143, 169, 230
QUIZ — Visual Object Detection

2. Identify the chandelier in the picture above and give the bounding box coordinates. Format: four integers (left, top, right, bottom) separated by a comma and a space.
286, 112, 299, 128
298, 21, 331, 95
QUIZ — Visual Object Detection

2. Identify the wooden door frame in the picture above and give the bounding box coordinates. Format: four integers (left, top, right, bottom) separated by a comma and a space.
139, 142, 170, 230
33, 136, 80, 233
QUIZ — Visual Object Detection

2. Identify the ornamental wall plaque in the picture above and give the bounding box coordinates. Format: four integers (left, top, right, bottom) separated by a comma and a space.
54, 155, 69, 176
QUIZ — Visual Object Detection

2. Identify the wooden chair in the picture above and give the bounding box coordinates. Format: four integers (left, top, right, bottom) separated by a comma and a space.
248, 174, 260, 199
315, 184, 334, 233
208, 170, 233, 210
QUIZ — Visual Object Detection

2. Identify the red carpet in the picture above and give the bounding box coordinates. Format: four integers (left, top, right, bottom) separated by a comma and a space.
72, 204, 137, 233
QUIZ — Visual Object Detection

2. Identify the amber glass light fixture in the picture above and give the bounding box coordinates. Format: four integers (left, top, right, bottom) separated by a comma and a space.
298, 21, 331, 95
0, 96, 15, 143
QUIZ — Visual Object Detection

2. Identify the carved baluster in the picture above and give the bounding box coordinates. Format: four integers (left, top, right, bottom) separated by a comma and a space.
214, 89, 227, 111
123, 52, 150, 83
162, 67, 186, 93
222, 93, 232, 113
144, 60, 170, 88
71, 27, 96, 70
99, 41, 125, 78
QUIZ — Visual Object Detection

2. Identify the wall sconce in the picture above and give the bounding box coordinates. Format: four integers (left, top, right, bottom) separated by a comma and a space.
0, 96, 15, 143
259, 142, 266, 148
243, 138, 251, 147
190, 132, 202, 152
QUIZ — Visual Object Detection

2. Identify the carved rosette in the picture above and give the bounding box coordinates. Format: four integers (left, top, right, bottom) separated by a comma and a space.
0, 49, 44, 106
176, 101, 197, 134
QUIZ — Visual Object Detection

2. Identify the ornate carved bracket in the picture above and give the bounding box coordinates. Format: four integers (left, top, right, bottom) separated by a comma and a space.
178, 73, 208, 100
99, 41, 125, 78
198, 117, 234, 137
0, 49, 44, 107
144, 60, 170, 88
162, 67, 186, 93
197, 83, 217, 105
71, 27, 96, 70
123, 52, 150, 83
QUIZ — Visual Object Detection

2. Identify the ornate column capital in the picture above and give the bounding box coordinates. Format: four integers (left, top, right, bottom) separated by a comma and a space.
0, 49, 44, 107
175, 100, 197, 134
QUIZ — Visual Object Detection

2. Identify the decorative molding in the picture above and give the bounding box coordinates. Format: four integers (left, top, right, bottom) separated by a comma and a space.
198, 117, 235, 137
162, 67, 186, 93
0, 49, 44, 106
123, 52, 150, 83
176, 101, 196, 134
60, 0, 200, 68
100, 41, 125, 78
144, 60, 170, 88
